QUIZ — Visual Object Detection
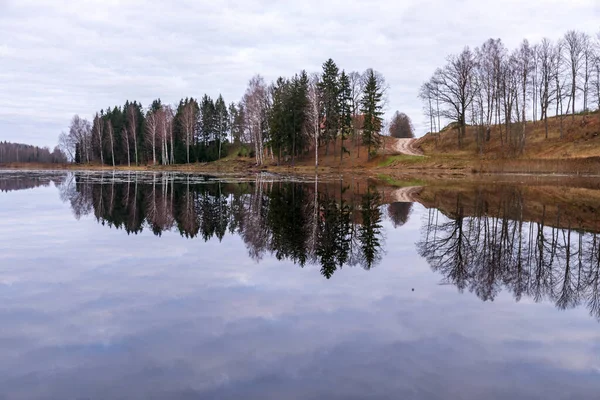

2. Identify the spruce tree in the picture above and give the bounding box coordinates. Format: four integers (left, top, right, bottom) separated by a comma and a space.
200, 95, 215, 147
269, 77, 289, 163
339, 70, 353, 162
214, 95, 229, 159
360, 69, 384, 160
290, 71, 309, 165
318, 59, 341, 156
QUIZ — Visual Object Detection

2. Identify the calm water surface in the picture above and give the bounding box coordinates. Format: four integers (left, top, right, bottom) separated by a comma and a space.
1, 171, 600, 399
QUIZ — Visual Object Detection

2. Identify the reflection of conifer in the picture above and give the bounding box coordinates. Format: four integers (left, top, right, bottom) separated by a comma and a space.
358, 188, 383, 270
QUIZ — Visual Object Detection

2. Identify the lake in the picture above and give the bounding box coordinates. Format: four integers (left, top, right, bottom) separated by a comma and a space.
1, 170, 600, 399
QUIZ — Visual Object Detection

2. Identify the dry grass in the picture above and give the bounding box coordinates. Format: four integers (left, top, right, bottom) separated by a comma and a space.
419, 112, 600, 160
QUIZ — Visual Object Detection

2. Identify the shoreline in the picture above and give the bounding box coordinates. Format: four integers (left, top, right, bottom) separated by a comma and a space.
2, 155, 600, 181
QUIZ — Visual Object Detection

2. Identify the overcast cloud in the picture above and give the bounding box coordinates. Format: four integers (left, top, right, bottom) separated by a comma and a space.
0, 0, 599, 147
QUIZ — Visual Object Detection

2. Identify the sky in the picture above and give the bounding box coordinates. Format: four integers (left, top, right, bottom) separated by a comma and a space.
0, 0, 599, 148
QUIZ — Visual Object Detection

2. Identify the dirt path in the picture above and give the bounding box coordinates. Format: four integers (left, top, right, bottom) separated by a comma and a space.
392, 138, 423, 156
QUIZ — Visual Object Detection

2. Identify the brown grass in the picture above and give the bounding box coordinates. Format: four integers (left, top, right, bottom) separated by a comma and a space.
419, 112, 600, 159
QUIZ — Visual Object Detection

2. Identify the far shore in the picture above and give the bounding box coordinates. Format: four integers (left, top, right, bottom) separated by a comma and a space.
3, 156, 600, 183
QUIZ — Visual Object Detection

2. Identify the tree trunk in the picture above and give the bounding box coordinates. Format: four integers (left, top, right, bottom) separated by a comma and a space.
110, 132, 115, 168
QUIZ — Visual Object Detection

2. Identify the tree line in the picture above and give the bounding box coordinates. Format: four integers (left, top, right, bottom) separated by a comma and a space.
58, 59, 392, 167
0, 141, 67, 164
420, 29, 600, 152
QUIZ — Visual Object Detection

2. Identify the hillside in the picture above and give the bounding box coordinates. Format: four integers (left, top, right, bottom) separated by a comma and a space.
418, 112, 600, 159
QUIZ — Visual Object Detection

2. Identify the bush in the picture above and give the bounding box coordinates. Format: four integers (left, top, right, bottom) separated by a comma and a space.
237, 146, 249, 157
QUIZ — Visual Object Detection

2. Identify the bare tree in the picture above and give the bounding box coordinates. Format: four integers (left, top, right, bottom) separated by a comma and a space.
555, 40, 569, 138
145, 109, 158, 165
307, 72, 321, 169
58, 131, 75, 162
243, 75, 268, 165
122, 126, 131, 167
92, 113, 104, 165
594, 31, 600, 111
106, 119, 115, 168
580, 32, 594, 112
418, 81, 436, 136
515, 39, 533, 152
68, 115, 92, 163
562, 30, 585, 119
431, 47, 477, 148
349, 71, 364, 155
474, 38, 507, 142
165, 105, 175, 165
537, 38, 559, 138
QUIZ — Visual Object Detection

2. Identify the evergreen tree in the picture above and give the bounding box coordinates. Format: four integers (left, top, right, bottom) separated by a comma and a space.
214, 95, 229, 159
318, 59, 341, 156
75, 143, 81, 164
358, 188, 383, 269
339, 70, 353, 162
269, 77, 290, 164
200, 95, 215, 147
289, 71, 309, 165
360, 69, 384, 160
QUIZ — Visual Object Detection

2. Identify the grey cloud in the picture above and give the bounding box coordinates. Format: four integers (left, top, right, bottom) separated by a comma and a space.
0, 0, 599, 147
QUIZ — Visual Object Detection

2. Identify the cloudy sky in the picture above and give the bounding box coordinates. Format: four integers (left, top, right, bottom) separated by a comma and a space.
1, 0, 599, 148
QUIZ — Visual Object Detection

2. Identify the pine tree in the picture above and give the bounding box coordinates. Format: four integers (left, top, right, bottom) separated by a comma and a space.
214, 95, 229, 159
339, 70, 353, 162
318, 59, 341, 156
289, 71, 309, 165
75, 143, 81, 164
269, 77, 289, 164
200, 95, 215, 147
360, 69, 384, 160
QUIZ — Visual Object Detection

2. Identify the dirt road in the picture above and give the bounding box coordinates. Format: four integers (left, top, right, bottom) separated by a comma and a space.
392, 138, 423, 156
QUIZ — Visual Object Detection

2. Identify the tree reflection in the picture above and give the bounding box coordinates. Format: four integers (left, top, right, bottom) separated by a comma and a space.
58, 173, 388, 279
418, 189, 600, 320
0, 172, 65, 192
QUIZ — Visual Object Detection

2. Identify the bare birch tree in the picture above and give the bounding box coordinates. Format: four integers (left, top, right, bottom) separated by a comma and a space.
145, 109, 158, 165
106, 119, 115, 167
243, 75, 268, 165
93, 113, 104, 165
307, 72, 321, 168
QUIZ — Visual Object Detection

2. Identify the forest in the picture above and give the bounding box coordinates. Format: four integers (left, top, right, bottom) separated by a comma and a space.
57, 59, 397, 168
420, 29, 600, 153
0, 141, 67, 164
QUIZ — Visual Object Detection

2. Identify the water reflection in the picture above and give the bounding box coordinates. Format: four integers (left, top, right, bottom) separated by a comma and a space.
57, 172, 386, 278
5, 171, 600, 320
3, 172, 600, 398
0, 171, 65, 192
417, 187, 600, 320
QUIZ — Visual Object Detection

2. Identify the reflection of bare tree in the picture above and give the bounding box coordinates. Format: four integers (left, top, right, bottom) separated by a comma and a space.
240, 175, 270, 261
418, 190, 600, 321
